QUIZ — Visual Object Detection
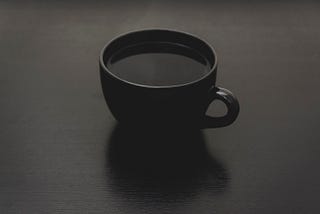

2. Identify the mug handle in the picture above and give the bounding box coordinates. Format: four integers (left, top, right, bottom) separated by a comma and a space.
203, 87, 240, 128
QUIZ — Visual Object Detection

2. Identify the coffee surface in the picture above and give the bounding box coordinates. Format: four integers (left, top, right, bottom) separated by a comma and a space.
107, 42, 210, 86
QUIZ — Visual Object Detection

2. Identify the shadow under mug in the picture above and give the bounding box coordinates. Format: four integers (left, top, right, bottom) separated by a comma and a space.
100, 29, 239, 128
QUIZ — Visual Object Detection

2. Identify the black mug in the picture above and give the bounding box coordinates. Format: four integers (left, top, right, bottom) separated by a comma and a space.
99, 29, 239, 128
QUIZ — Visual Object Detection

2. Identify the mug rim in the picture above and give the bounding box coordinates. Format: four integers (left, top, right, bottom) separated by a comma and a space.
99, 29, 218, 89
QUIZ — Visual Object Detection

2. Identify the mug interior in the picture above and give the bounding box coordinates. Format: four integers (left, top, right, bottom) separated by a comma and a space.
100, 29, 217, 87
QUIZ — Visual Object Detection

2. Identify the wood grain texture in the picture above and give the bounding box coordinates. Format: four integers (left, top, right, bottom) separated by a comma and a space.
0, 0, 320, 213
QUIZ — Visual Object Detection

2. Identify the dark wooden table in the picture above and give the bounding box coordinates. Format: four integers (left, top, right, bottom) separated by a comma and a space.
1, 0, 320, 213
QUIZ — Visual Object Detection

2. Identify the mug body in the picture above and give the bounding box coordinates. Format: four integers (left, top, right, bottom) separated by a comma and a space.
100, 30, 217, 127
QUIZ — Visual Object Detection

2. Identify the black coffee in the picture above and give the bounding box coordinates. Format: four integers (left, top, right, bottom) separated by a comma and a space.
107, 42, 211, 86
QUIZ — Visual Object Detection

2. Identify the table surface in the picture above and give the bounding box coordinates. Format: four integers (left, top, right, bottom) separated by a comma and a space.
1, 0, 320, 213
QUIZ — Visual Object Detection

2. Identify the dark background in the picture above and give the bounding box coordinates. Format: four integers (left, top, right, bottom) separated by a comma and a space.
1, 0, 320, 213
